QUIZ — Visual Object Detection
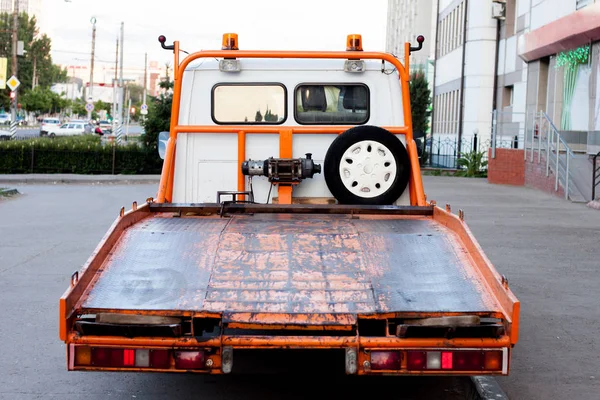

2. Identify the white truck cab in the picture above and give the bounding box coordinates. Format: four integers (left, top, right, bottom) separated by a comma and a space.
172, 57, 411, 206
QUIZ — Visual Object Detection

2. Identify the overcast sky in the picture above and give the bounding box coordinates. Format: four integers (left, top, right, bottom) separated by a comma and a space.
45, 0, 388, 71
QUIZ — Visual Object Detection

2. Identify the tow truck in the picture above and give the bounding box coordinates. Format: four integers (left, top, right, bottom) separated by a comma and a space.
60, 33, 519, 375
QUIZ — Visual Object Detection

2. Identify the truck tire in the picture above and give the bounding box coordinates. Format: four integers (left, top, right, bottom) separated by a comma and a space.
324, 125, 410, 205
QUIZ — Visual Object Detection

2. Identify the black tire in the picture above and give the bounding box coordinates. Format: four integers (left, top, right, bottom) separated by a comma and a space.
324, 125, 410, 205
49, 133, 55, 138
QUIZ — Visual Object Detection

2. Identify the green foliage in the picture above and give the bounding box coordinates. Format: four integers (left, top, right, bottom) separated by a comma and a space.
456, 151, 488, 177
254, 110, 263, 122
140, 82, 172, 174
70, 99, 87, 117
556, 45, 589, 70
0, 136, 161, 174
0, 12, 67, 110
409, 71, 431, 136
127, 84, 145, 104
19, 87, 67, 114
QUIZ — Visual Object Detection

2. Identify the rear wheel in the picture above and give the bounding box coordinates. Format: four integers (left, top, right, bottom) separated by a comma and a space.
324, 125, 410, 205
49, 133, 55, 138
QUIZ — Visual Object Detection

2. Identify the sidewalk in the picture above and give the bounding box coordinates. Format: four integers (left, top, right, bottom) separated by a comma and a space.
0, 174, 161, 184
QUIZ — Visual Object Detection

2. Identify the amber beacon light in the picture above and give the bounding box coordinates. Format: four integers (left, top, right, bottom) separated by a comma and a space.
346, 34, 363, 51
222, 33, 239, 50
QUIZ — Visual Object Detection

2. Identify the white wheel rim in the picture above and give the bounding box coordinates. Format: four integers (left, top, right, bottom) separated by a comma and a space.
338, 140, 397, 198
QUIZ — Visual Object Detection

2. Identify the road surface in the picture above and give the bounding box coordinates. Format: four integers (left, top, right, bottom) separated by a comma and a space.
0, 177, 598, 399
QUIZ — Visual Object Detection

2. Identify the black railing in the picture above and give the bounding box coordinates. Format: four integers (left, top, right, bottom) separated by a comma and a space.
422, 134, 496, 169
593, 152, 600, 201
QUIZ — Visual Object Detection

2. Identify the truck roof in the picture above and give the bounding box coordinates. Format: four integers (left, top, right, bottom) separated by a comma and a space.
185, 58, 396, 72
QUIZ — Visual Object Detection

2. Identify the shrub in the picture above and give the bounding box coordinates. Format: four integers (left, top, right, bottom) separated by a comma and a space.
0, 136, 162, 174
456, 151, 488, 178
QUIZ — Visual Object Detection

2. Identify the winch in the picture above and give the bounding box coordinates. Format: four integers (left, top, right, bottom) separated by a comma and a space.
241, 153, 321, 184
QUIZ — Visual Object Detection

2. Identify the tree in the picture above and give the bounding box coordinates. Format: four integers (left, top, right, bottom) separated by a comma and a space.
20, 87, 68, 114
0, 12, 67, 110
127, 84, 144, 104
70, 98, 87, 117
254, 110, 263, 122
140, 80, 173, 173
409, 71, 431, 137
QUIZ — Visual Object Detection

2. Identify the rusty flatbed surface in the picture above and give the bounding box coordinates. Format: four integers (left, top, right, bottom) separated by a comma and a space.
80, 214, 501, 316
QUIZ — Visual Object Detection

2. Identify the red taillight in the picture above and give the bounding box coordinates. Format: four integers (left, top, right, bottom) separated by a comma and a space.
370, 351, 401, 370
123, 349, 135, 367
441, 351, 453, 369
150, 349, 171, 369
454, 351, 483, 371
174, 350, 205, 369
91, 348, 124, 367
406, 351, 426, 370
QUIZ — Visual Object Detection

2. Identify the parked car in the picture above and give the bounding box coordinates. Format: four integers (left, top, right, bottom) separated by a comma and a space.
40, 118, 62, 136
69, 119, 94, 134
0, 113, 11, 125
98, 120, 112, 133
47, 122, 88, 137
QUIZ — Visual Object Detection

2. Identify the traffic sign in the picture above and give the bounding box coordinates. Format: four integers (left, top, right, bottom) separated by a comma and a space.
6, 75, 20, 91
85, 103, 94, 112
140, 103, 148, 115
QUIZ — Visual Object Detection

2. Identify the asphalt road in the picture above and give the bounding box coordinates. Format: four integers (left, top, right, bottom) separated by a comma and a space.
0, 177, 598, 399
425, 177, 600, 400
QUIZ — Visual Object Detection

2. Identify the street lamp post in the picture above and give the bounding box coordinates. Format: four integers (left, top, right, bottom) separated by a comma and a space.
88, 17, 97, 121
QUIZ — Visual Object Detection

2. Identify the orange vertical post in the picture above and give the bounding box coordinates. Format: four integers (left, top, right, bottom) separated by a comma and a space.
402, 42, 426, 206
157, 41, 181, 203
238, 131, 246, 193
278, 129, 293, 204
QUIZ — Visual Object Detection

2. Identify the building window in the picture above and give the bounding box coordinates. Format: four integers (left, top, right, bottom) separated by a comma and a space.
433, 89, 461, 135
437, 0, 466, 58
503, 85, 514, 108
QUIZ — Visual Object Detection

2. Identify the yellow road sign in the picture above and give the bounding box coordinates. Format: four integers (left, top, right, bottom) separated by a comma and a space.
7, 75, 20, 91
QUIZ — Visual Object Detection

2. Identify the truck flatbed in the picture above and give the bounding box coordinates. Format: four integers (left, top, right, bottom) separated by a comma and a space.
79, 207, 500, 318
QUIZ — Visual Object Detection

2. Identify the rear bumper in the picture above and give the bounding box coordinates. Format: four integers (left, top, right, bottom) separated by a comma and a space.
66, 333, 512, 375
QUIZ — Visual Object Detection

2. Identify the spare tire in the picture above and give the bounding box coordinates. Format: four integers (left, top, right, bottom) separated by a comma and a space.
324, 125, 410, 205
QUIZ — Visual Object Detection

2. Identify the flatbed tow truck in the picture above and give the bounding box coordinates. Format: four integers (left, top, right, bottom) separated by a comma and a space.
60, 33, 519, 376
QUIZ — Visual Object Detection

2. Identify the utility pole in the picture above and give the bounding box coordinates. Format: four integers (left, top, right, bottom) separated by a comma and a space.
10, 0, 19, 136
32, 55, 36, 89
143, 52, 147, 105
88, 17, 97, 121
112, 37, 118, 124
116, 22, 124, 143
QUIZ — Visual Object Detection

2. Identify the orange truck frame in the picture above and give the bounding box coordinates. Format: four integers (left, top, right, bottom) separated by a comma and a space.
60, 34, 519, 376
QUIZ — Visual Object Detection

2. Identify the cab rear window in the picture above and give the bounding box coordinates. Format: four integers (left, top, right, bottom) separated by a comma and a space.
212, 84, 286, 124
295, 84, 369, 125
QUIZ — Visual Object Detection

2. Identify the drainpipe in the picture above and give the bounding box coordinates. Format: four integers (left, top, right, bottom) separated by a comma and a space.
492, 18, 501, 112
457, 0, 469, 156
429, 0, 441, 159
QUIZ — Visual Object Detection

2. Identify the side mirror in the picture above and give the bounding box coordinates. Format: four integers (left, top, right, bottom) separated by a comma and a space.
158, 131, 169, 159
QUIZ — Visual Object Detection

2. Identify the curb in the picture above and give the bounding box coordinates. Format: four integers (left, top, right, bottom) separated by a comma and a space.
471, 376, 509, 400
0, 174, 161, 184
0, 188, 19, 197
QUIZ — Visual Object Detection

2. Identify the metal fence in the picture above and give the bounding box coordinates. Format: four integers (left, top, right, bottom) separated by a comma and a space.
423, 134, 493, 169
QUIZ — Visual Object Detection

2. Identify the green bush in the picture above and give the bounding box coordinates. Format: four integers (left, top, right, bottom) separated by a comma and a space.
456, 151, 488, 178
0, 136, 163, 174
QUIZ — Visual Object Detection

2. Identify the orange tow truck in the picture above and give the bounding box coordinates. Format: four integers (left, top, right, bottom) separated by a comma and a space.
60, 33, 519, 375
